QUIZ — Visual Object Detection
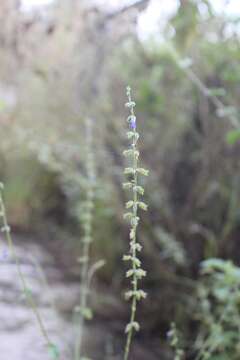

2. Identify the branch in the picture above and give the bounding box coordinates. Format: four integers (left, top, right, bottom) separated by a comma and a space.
105, 0, 150, 20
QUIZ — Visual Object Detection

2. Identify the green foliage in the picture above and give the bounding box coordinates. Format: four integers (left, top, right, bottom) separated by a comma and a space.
0, 182, 58, 359
154, 227, 186, 266
195, 259, 240, 360
226, 129, 240, 145
48, 344, 60, 360
74, 118, 97, 360
167, 322, 185, 360
0, 1, 240, 359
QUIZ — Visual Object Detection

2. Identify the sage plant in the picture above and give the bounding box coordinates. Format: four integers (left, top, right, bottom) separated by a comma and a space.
167, 322, 184, 360
123, 86, 148, 360
74, 118, 96, 360
0, 182, 59, 360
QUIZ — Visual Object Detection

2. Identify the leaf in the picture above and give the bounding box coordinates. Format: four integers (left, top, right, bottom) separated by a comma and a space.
137, 168, 149, 176
130, 229, 135, 239
123, 182, 133, 190
127, 131, 134, 139
216, 106, 237, 118
123, 255, 131, 261
134, 150, 139, 158
226, 129, 240, 145
127, 131, 139, 141
213, 287, 229, 301
125, 290, 134, 300
135, 269, 146, 279
208, 88, 226, 97
135, 289, 147, 300
130, 216, 139, 227
138, 201, 148, 211
126, 268, 146, 279
123, 149, 139, 159
130, 241, 142, 252
125, 289, 147, 301
201, 258, 232, 273
125, 321, 140, 333
126, 201, 134, 209
124, 168, 135, 175
123, 212, 133, 220
133, 186, 144, 195
80, 307, 93, 320
125, 101, 136, 108
155, 227, 186, 265
126, 269, 134, 278
132, 257, 141, 267
48, 343, 60, 359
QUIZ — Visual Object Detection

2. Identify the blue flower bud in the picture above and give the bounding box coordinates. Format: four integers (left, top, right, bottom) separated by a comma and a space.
130, 117, 136, 130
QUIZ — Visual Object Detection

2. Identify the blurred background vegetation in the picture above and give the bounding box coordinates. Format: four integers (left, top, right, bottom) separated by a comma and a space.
1, 0, 240, 359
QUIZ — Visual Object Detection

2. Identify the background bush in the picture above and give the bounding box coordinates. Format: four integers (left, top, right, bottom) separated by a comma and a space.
1, 1, 240, 358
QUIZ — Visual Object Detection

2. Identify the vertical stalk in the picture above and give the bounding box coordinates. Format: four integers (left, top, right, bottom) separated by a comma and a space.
0, 183, 59, 359
123, 87, 148, 360
75, 118, 95, 360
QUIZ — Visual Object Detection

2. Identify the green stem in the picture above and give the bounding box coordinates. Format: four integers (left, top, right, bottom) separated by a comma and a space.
75, 238, 91, 360
75, 118, 94, 360
0, 191, 53, 352
124, 106, 139, 360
